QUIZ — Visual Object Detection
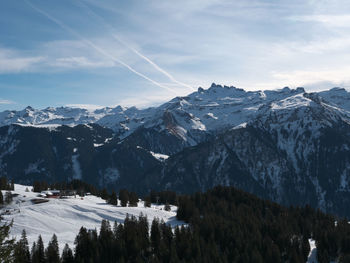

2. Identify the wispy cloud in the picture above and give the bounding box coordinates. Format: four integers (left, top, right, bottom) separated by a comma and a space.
272, 67, 350, 87
51, 56, 115, 69
116, 93, 175, 109
65, 104, 105, 110
0, 98, 15, 105
290, 14, 350, 28
0, 48, 44, 73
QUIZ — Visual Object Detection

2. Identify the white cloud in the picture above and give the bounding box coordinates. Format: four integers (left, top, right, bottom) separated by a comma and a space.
271, 67, 350, 87
65, 104, 105, 110
116, 93, 175, 109
51, 56, 115, 68
291, 14, 350, 28
0, 99, 15, 105
0, 48, 44, 73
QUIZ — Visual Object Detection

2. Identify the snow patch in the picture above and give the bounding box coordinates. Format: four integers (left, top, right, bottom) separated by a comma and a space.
307, 239, 317, 263
150, 151, 169, 161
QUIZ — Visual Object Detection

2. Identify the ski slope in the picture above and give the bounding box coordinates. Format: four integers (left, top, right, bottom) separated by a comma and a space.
1, 184, 184, 252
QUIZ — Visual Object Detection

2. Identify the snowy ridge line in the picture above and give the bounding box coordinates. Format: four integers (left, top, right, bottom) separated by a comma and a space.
1, 85, 350, 142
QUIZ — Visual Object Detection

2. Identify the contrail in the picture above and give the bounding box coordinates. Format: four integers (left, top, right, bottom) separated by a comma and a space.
113, 35, 195, 91
24, 0, 177, 94
77, 1, 195, 91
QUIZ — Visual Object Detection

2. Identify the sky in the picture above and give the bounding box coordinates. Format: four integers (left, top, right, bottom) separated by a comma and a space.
1, 0, 350, 111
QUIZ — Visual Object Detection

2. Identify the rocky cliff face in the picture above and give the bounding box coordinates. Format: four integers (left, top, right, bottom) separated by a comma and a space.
1, 85, 350, 216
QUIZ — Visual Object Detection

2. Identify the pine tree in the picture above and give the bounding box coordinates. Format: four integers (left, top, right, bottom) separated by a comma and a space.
128, 192, 138, 207
100, 188, 109, 200
31, 235, 45, 263
99, 220, 114, 262
109, 191, 118, 206
45, 234, 60, 263
0, 217, 15, 262
74, 227, 94, 263
13, 230, 31, 263
151, 218, 161, 254
119, 189, 129, 207
0, 177, 7, 190
31, 242, 37, 261
138, 214, 150, 258
144, 196, 151, 208
61, 244, 74, 263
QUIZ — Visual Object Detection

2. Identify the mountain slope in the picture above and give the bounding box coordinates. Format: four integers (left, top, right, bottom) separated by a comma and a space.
148, 92, 350, 216
1, 84, 350, 216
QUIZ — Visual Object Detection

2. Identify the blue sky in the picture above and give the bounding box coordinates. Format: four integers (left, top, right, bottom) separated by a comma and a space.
1, 0, 350, 111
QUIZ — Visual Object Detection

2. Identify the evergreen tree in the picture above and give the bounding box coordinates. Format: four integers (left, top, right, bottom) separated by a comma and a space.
151, 218, 161, 254
31, 235, 45, 263
0, 177, 7, 190
144, 196, 151, 208
119, 189, 129, 207
0, 217, 15, 262
100, 188, 109, 200
0, 191, 3, 205
61, 244, 74, 263
99, 220, 114, 262
109, 191, 118, 206
74, 227, 97, 263
13, 230, 31, 263
31, 242, 36, 261
128, 192, 138, 207
45, 234, 60, 263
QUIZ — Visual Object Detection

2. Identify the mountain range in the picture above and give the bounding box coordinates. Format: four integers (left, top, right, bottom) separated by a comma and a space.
1, 83, 350, 217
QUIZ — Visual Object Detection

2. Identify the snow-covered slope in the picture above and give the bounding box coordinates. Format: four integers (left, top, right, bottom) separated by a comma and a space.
1, 184, 184, 252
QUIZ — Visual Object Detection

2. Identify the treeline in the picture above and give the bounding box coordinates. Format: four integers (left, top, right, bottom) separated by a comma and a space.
32, 180, 141, 208
104, 189, 139, 207
13, 230, 65, 263
176, 186, 350, 263
143, 190, 177, 207
32, 180, 100, 196
7, 216, 178, 263
32, 180, 177, 210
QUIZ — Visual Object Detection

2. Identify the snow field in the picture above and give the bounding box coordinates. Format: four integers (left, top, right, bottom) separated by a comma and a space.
1, 184, 184, 252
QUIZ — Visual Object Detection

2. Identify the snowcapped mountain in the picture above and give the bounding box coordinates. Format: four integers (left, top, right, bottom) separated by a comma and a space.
1, 84, 350, 216
0, 84, 307, 139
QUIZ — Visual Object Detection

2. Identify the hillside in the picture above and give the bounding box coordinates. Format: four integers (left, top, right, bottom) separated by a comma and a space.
1, 184, 183, 252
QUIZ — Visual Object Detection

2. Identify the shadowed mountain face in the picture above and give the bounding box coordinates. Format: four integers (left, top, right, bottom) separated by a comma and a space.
1, 84, 350, 216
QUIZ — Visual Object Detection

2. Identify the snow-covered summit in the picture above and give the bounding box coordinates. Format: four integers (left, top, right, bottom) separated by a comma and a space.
1, 84, 349, 141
